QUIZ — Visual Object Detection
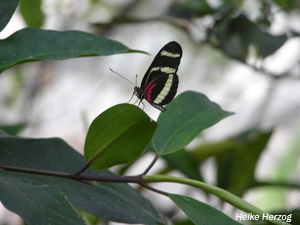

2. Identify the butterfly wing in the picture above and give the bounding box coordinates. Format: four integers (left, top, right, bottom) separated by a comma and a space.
140, 41, 182, 111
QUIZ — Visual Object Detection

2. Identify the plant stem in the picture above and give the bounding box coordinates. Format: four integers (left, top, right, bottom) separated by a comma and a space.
0, 163, 142, 183
0, 163, 172, 197
138, 180, 168, 196
143, 175, 287, 225
142, 154, 160, 175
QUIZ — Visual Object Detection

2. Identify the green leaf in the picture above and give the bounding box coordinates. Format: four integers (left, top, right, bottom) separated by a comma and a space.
0, 0, 19, 32
162, 149, 203, 181
255, 32, 287, 58
182, 0, 213, 16
19, 0, 44, 28
0, 123, 26, 135
191, 138, 236, 163
271, 209, 299, 224
0, 169, 87, 225
270, 0, 296, 11
173, 219, 195, 225
0, 28, 144, 74
0, 134, 165, 224
216, 15, 257, 62
215, 0, 243, 14
78, 210, 101, 225
168, 0, 213, 20
84, 104, 158, 171
216, 14, 288, 61
153, 91, 234, 155
216, 130, 273, 196
169, 194, 242, 225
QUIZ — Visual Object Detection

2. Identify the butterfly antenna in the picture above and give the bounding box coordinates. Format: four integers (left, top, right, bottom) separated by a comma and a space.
109, 68, 135, 86
135, 74, 138, 86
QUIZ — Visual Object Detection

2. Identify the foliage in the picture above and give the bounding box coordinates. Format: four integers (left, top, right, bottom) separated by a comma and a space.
1, 1, 300, 225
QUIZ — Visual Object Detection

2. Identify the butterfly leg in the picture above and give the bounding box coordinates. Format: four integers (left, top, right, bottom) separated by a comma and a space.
141, 101, 145, 110
137, 99, 145, 111
133, 98, 139, 105
126, 92, 134, 103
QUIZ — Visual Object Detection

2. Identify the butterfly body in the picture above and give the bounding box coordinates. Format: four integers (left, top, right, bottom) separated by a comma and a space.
134, 41, 182, 112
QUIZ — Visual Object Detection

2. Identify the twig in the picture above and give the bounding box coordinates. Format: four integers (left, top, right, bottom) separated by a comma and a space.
142, 154, 160, 175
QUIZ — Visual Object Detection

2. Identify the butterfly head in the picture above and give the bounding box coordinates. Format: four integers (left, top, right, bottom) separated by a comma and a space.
133, 86, 144, 99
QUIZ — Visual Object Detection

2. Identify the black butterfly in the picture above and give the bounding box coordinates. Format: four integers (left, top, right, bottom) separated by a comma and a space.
134, 41, 182, 112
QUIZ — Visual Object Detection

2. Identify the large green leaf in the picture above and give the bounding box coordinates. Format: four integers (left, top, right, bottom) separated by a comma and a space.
19, 0, 44, 28
0, 169, 87, 225
0, 28, 144, 74
0, 133, 165, 224
0, 0, 19, 32
84, 104, 158, 170
169, 194, 242, 225
153, 91, 233, 155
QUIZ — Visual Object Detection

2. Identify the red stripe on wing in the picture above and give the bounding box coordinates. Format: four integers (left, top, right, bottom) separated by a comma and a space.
146, 83, 157, 101
142, 78, 157, 102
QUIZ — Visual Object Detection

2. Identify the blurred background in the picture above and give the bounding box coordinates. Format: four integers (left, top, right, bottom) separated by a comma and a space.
0, 0, 300, 224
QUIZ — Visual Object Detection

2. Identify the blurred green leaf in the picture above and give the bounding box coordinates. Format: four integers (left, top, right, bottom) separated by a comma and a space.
191, 130, 254, 163
215, 0, 243, 14
0, 169, 87, 225
0, 135, 165, 224
0, 123, 26, 135
216, 130, 273, 196
19, 0, 44, 28
84, 104, 158, 171
191, 139, 236, 164
78, 210, 101, 225
0, 28, 145, 74
168, 0, 213, 19
270, 0, 296, 11
0, 0, 19, 32
169, 194, 242, 225
182, 0, 213, 16
272, 208, 299, 224
215, 14, 287, 61
153, 91, 234, 155
250, 127, 300, 210
162, 149, 203, 181
255, 32, 287, 58
216, 14, 257, 61
173, 219, 194, 225
273, 126, 300, 181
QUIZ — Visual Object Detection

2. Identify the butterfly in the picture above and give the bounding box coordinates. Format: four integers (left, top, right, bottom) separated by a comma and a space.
134, 41, 182, 112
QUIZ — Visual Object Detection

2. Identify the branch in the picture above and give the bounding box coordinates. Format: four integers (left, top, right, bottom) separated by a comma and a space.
0, 163, 142, 183
0, 163, 169, 196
